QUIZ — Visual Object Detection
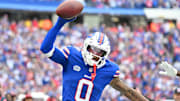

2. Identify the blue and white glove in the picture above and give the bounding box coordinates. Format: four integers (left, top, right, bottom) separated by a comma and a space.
159, 61, 177, 77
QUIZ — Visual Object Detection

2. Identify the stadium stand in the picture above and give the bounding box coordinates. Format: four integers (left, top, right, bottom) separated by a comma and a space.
0, 13, 180, 100
0, 0, 180, 101
0, 0, 179, 8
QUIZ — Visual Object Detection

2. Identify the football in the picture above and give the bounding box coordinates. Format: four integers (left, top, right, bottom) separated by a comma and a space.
56, 0, 84, 19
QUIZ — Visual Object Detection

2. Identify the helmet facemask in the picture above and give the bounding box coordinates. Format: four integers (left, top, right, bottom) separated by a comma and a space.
82, 32, 110, 68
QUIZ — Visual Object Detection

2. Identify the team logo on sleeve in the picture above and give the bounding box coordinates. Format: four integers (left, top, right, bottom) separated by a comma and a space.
73, 65, 81, 72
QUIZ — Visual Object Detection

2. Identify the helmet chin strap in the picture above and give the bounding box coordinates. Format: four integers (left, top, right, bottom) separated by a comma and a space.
91, 64, 96, 81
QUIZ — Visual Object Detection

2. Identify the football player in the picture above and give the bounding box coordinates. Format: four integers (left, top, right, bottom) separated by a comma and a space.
159, 61, 180, 77
40, 17, 148, 101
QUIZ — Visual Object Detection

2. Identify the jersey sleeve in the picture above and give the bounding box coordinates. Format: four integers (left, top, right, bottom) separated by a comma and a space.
111, 64, 120, 78
113, 69, 120, 78
40, 17, 76, 66
43, 46, 72, 66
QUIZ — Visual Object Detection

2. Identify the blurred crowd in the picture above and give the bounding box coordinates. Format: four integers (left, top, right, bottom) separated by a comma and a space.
86, 0, 180, 8
53, 0, 180, 8
52, 0, 180, 8
6, 0, 180, 8
0, 14, 180, 101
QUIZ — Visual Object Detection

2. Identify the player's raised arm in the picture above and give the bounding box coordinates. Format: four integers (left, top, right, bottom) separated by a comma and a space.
40, 0, 83, 65
40, 17, 75, 63
159, 61, 180, 77
110, 77, 149, 101
40, 17, 75, 54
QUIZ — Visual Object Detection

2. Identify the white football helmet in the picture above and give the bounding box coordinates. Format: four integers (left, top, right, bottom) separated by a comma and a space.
82, 32, 111, 68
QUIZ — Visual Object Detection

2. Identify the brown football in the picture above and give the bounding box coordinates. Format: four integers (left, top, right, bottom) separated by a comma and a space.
56, 0, 84, 19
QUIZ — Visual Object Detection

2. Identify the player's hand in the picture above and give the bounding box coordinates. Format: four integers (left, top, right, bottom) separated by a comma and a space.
64, 16, 77, 22
54, 16, 77, 29
159, 61, 177, 77
57, 16, 77, 23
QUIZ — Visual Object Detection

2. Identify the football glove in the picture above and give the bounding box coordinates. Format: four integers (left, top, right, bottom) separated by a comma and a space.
57, 16, 77, 23
159, 61, 177, 77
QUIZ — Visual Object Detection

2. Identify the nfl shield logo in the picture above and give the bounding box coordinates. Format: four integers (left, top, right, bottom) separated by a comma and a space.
73, 65, 81, 72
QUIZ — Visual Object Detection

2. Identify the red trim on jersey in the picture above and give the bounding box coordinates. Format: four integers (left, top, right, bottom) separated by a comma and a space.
113, 70, 120, 77
116, 70, 120, 73
60, 49, 68, 59
91, 64, 96, 81
64, 47, 70, 54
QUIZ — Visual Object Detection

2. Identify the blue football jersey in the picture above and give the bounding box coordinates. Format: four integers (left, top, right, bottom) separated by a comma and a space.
48, 46, 120, 101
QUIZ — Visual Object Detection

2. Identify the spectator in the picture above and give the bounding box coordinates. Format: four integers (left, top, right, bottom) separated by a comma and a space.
5, 93, 11, 101
47, 96, 58, 101
11, 93, 16, 101
0, 85, 6, 101
23, 94, 33, 101
174, 87, 180, 101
